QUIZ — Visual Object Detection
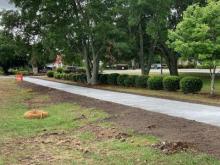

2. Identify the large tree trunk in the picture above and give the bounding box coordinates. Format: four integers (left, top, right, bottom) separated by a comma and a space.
83, 41, 100, 85
139, 24, 145, 75
144, 53, 152, 75
32, 66, 38, 75
83, 46, 92, 83
167, 54, 178, 75
90, 57, 99, 85
210, 64, 216, 96
210, 73, 215, 96
161, 43, 178, 76
145, 41, 157, 75
89, 41, 100, 85
131, 59, 136, 70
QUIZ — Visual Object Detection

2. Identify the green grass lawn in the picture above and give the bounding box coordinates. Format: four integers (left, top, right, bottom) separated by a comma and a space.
0, 79, 219, 165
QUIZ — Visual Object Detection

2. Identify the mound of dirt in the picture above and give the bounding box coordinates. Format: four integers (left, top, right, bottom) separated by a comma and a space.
152, 141, 193, 155
24, 110, 49, 119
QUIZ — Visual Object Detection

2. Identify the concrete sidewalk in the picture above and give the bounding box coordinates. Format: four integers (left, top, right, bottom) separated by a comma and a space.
24, 77, 220, 127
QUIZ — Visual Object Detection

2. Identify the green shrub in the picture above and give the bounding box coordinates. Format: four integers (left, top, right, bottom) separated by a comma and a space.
67, 73, 77, 81
8, 67, 31, 75
9, 68, 30, 75
47, 71, 54, 78
77, 74, 87, 83
107, 73, 120, 85
180, 76, 203, 94
63, 73, 71, 80
67, 73, 75, 81
54, 72, 63, 79
147, 76, 163, 90
0, 67, 3, 75
163, 76, 180, 91
63, 69, 71, 74
64, 73, 79, 81
56, 67, 63, 73
73, 74, 80, 82
75, 75, 81, 82
68, 74, 74, 80
9, 69, 17, 75
117, 74, 129, 86
76, 68, 86, 74
98, 74, 108, 84
124, 75, 137, 87
135, 76, 148, 88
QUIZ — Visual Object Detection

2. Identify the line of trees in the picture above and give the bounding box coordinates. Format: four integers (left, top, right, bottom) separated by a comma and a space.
0, 0, 207, 84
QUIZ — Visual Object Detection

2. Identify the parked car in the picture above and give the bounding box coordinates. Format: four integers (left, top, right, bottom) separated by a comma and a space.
162, 64, 168, 69
151, 64, 168, 69
39, 64, 54, 73
116, 64, 129, 70
151, 64, 162, 69
65, 66, 78, 73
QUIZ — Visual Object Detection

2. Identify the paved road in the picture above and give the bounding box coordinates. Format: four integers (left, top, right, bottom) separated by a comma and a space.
24, 77, 220, 127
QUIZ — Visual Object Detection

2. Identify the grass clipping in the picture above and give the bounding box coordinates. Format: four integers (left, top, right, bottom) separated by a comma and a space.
24, 109, 49, 119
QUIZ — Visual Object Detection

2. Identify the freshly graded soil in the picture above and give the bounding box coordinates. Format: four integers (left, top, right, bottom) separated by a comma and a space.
19, 82, 220, 159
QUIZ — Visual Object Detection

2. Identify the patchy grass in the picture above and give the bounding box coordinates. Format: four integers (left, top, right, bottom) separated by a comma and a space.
0, 79, 219, 164
0, 100, 108, 140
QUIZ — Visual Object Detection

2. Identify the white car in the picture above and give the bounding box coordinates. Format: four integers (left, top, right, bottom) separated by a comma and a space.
151, 64, 162, 69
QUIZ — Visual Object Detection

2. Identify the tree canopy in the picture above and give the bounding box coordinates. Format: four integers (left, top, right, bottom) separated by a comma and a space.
0, 32, 28, 74
168, 0, 220, 95
0, 0, 212, 83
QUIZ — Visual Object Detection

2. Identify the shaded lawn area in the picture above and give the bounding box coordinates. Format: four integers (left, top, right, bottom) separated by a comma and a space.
0, 79, 219, 165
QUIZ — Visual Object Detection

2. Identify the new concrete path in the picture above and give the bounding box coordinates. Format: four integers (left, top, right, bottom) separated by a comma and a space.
24, 77, 220, 127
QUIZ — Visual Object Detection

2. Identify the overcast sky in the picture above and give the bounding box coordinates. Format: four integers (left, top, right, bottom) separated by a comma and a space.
0, 0, 15, 10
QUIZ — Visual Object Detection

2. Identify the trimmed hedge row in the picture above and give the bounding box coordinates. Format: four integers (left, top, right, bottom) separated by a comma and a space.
47, 71, 54, 77
163, 76, 180, 91
48, 71, 203, 94
135, 76, 148, 88
180, 76, 203, 94
117, 74, 129, 86
148, 76, 163, 90
52, 72, 87, 83
124, 75, 137, 87
107, 73, 120, 85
